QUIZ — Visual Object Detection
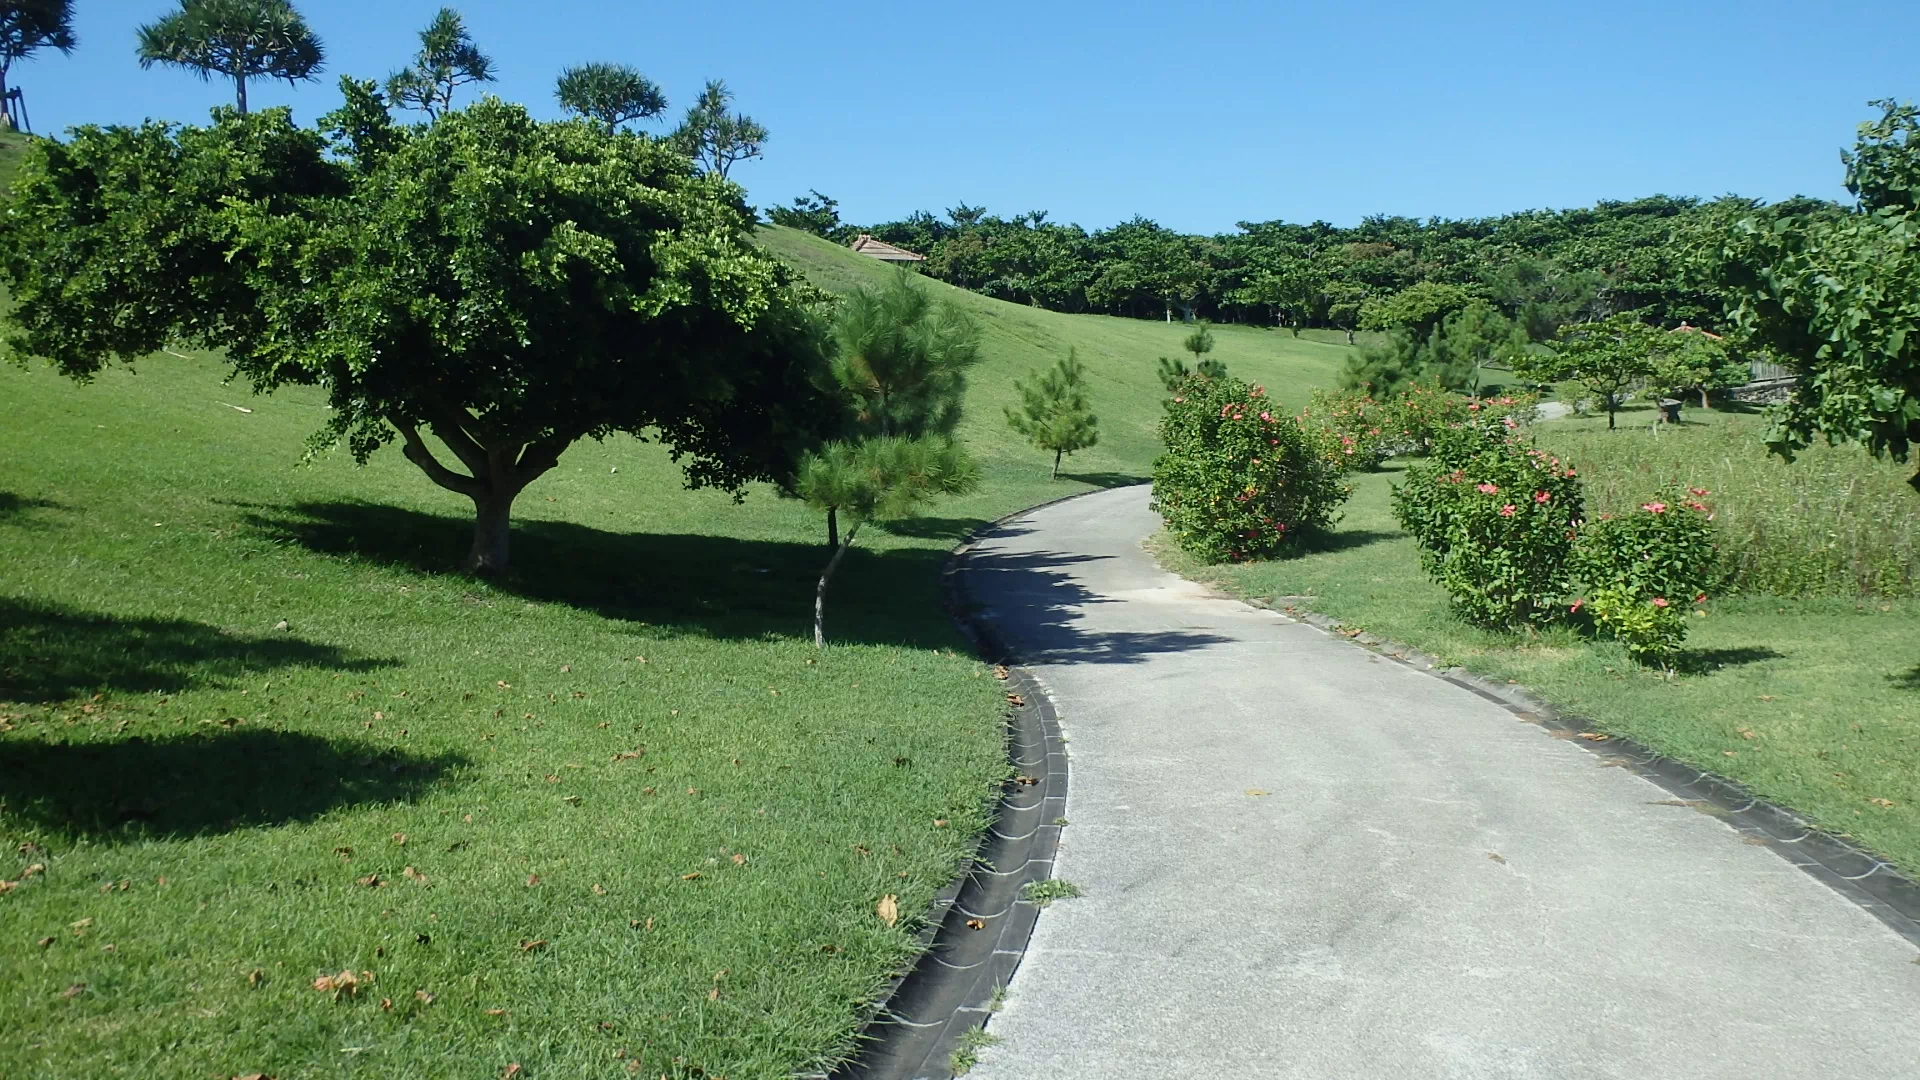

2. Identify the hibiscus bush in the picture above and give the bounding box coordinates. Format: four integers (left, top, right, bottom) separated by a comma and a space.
1573, 490, 1719, 664
1295, 389, 1393, 473
1392, 429, 1586, 626
1153, 375, 1348, 563
1385, 384, 1541, 457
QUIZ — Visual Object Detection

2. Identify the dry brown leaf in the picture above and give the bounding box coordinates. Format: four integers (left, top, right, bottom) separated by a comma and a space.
852, 844, 871, 857
560, 665, 572, 673
59, 982, 86, 998
1487, 852, 1507, 864
372, 711, 385, 721
21, 863, 44, 877
503, 1065, 522, 1079
544, 774, 560, 783
1014, 775, 1039, 786
591, 884, 607, 895
355, 874, 384, 888
1870, 798, 1897, 808
402, 866, 428, 885
0, 880, 15, 895
247, 969, 265, 989
485, 1008, 507, 1017
36, 936, 54, 949
525, 874, 541, 887
876, 894, 899, 927
612, 751, 643, 761
380, 997, 393, 1011
415, 990, 436, 1004
496, 681, 511, 690
391, 833, 407, 846
964, 918, 985, 930
686, 787, 699, 796
730, 853, 746, 866
1006, 693, 1026, 707
992, 665, 1010, 680
932, 819, 949, 828
1246, 789, 1270, 797
333, 846, 354, 860
69, 918, 91, 936
518, 939, 547, 952
1737, 727, 1758, 740
231, 1073, 272, 1080
562, 795, 582, 806
680, 872, 703, 881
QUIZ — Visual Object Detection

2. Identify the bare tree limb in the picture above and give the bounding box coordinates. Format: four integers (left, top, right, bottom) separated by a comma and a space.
394, 419, 485, 497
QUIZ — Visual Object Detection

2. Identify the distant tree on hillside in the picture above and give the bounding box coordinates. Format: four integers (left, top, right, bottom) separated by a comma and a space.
386, 7, 493, 119
1337, 333, 1427, 398
1006, 349, 1099, 479
0, 0, 75, 129
1158, 354, 1226, 391
1360, 280, 1477, 340
1515, 312, 1662, 429
0, 88, 837, 571
555, 62, 665, 131
135, 0, 323, 114
1485, 257, 1606, 342
669, 80, 765, 178
1423, 301, 1530, 394
769, 189, 854, 242
1182, 323, 1214, 366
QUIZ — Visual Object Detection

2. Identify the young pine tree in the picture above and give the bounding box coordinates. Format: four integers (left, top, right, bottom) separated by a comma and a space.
1007, 349, 1099, 479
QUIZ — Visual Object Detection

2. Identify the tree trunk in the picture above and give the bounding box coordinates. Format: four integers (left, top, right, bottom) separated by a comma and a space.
465, 491, 516, 573
814, 524, 858, 648
234, 62, 248, 114
1051, 449, 1062, 480
826, 507, 839, 549
1606, 402, 1617, 430
1699, 387, 1710, 409
1344, 328, 1355, 345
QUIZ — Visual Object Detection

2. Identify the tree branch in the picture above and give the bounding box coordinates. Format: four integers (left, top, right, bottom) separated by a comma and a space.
394, 419, 485, 497
422, 403, 493, 481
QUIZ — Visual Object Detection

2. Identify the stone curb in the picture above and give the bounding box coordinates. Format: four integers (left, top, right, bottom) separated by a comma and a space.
823, 488, 1094, 1080
1258, 599, 1920, 948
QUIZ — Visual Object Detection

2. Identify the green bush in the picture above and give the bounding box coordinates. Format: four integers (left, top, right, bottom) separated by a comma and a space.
1152, 376, 1348, 563
1381, 384, 1541, 459
1574, 490, 1719, 604
1294, 388, 1393, 473
1392, 431, 1586, 626
1584, 585, 1689, 666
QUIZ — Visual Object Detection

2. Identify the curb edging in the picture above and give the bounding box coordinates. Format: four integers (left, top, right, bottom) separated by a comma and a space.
1260, 600, 1920, 949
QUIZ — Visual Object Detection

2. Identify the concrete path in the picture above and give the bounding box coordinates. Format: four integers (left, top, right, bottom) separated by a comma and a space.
962, 485, 1920, 1079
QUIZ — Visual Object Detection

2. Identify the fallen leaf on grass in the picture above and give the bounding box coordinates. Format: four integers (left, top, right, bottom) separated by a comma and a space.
69, 918, 91, 936
231, 1073, 272, 1080
21, 863, 43, 877
380, 997, 393, 1011
59, 982, 86, 998
503, 1065, 521, 1079
496, 681, 511, 690
355, 874, 384, 888
525, 874, 541, 887
1737, 728, 1758, 740
730, 854, 746, 866
680, 872, 703, 881
247, 969, 265, 989
402, 866, 428, 885
333, 846, 354, 860
591, 884, 607, 895
485, 1008, 507, 1017
876, 894, 899, 928
414, 990, 435, 1004
560, 665, 572, 673
391, 833, 407, 846
36, 936, 54, 949
562, 795, 582, 806
611, 751, 643, 761
1870, 798, 1897, 809
312, 970, 373, 998
518, 939, 547, 953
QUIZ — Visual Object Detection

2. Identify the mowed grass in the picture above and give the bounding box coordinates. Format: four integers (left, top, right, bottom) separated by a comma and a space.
0, 229, 1351, 1077
1158, 409, 1920, 874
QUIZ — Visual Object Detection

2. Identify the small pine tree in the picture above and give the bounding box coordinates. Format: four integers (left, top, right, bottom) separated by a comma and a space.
1159, 355, 1227, 391
1183, 323, 1215, 366
1007, 349, 1100, 479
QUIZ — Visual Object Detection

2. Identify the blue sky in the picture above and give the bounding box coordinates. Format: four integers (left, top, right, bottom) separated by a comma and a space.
20, 1, 1914, 233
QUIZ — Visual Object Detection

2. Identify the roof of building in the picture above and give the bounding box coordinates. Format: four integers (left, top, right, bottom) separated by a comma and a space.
1670, 322, 1724, 340
849, 233, 926, 262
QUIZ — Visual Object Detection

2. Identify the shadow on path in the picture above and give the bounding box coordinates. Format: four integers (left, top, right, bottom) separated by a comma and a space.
0, 730, 466, 841
0, 596, 398, 703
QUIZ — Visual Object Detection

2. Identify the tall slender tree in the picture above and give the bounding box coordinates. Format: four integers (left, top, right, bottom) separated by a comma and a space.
135, 0, 323, 114
555, 62, 666, 131
1006, 349, 1099, 479
386, 7, 492, 119
0, 0, 75, 130
670, 79, 766, 178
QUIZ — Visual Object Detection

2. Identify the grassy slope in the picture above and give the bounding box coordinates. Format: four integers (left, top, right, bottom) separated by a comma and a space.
0, 228, 1350, 1078
1160, 408, 1920, 874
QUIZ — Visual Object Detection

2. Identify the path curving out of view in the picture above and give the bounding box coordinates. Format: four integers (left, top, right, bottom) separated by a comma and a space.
960, 485, 1920, 1079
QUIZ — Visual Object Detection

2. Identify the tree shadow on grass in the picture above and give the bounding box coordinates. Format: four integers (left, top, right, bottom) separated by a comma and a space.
875, 516, 984, 542
0, 492, 65, 528
234, 500, 965, 649
1057, 472, 1149, 489
1293, 528, 1401, 556
0, 597, 399, 703
1891, 665, 1920, 691
0, 730, 466, 841
1672, 646, 1787, 676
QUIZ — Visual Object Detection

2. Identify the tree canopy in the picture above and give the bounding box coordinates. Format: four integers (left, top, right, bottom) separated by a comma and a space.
1708, 99, 1920, 494
826, 270, 980, 439
555, 62, 666, 131
1516, 312, 1663, 429
1006, 349, 1099, 478
0, 0, 75, 123
386, 6, 493, 118
669, 80, 765, 179
135, 0, 323, 114
0, 86, 837, 570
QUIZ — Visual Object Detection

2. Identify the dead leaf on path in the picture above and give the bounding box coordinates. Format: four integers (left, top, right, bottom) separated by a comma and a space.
518, 939, 547, 953
59, 982, 85, 998
1014, 775, 1038, 786
525, 874, 541, 887
1246, 789, 1269, 797
1576, 732, 1609, 741
1005, 693, 1026, 707
1487, 852, 1507, 864
876, 894, 899, 928
992, 665, 1010, 680
402, 866, 428, 885
964, 919, 985, 931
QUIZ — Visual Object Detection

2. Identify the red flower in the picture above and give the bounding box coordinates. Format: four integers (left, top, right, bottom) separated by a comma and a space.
1499, 504, 1517, 517
1476, 482, 1499, 494
1694, 593, 1707, 603
1651, 597, 1670, 608
1565, 469, 1577, 478
1688, 487, 1710, 497
1569, 599, 1585, 613
1641, 501, 1668, 514
1534, 490, 1551, 504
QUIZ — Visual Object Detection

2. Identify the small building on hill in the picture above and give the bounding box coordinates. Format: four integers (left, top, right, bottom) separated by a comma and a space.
849, 233, 926, 264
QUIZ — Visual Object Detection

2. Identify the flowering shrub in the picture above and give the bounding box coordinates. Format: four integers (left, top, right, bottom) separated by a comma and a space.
1295, 389, 1393, 473
1585, 585, 1688, 666
1152, 375, 1349, 563
1572, 488, 1718, 663
1392, 434, 1586, 626
1384, 384, 1541, 457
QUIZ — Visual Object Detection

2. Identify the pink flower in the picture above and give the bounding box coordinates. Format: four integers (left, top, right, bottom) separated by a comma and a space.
1688, 487, 1710, 497
1260, 411, 1272, 422
1499, 396, 1515, 405
1641, 501, 1668, 514
1534, 490, 1551, 504
1468, 403, 1482, 411
1565, 468, 1577, 478
1502, 417, 1517, 429
1570, 599, 1585, 613
1476, 482, 1499, 494
1499, 504, 1516, 517
1651, 597, 1670, 608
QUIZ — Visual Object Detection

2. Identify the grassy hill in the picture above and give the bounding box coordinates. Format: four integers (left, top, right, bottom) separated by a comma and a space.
0, 224, 1349, 1077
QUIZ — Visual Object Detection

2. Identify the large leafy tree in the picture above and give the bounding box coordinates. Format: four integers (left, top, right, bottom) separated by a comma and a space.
1515, 312, 1662, 429
135, 0, 323, 114
669, 79, 765, 179
0, 0, 74, 127
555, 61, 665, 131
1006, 349, 1099, 479
1708, 99, 1920, 494
1359, 280, 1477, 339
386, 6, 492, 119
0, 86, 837, 571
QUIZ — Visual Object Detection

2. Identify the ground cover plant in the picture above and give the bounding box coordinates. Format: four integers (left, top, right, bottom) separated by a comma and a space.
1157, 405, 1920, 874
1, 225, 1352, 1077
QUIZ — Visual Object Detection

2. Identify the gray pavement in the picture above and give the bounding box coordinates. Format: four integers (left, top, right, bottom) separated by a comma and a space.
962, 485, 1920, 1080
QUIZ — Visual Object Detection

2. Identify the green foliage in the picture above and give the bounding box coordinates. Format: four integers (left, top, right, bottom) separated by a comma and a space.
554, 61, 665, 131
385, 6, 493, 119
1005, 349, 1099, 478
1338, 332, 1425, 397
0, 92, 835, 571
1152, 376, 1348, 563
1483, 257, 1605, 342
1359, 280, 1476, 337
1575, 491, 1718, 605
134, 0, 323, 114
1157, 354, 1225, 391
1392, 430, 1586, 626
669, 79, 766, 179
769, 189, 854, 242
1182, 322, 1215, 362
1584, 585, 1689, 666
0, 0, 75, 108
1519, 312, 1663, 428
827, 269, 980, 439
1647, 326, 1743, 404
1425, 301, 1530, 393
1707, 99, 1920, 495
1294, 388, 1393, 473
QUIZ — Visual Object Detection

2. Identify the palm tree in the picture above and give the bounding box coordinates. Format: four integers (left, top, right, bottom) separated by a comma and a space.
0, 1, 76, 130
386, 7, 493, 119
555, 62, 666, 131
135, 0, 324, 115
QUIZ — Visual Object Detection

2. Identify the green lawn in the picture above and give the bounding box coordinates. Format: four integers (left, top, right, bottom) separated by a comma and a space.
0, 229, 1352, 1077
1159, 408, 1920, 874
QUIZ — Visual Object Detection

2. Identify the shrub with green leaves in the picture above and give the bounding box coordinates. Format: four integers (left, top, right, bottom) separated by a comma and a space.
1584, 585, 1689, 666
1294, 388, 1393, 473
1152, 376, 1348, 563
1392, 434, 1585, 626
1378, 383, 1540, 458
1571, 490, 1718, 663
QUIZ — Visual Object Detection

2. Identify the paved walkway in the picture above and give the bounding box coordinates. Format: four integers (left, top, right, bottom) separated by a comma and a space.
962, 485, 1920, 1080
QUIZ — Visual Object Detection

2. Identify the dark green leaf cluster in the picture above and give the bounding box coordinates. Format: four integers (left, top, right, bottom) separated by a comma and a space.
135, 0, 323, 113
826, 269, 979, 440
555, 62, 667, 131
1152, 376, 1348, 563
1573, 493, 1720, 606
1005, 349, 1098, 474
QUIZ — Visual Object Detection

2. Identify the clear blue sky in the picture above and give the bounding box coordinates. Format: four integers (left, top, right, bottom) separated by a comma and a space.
20, 1, 1914, 233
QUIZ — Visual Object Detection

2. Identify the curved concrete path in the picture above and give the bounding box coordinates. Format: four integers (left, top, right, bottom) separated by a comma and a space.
963, 485, 1920, 1079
